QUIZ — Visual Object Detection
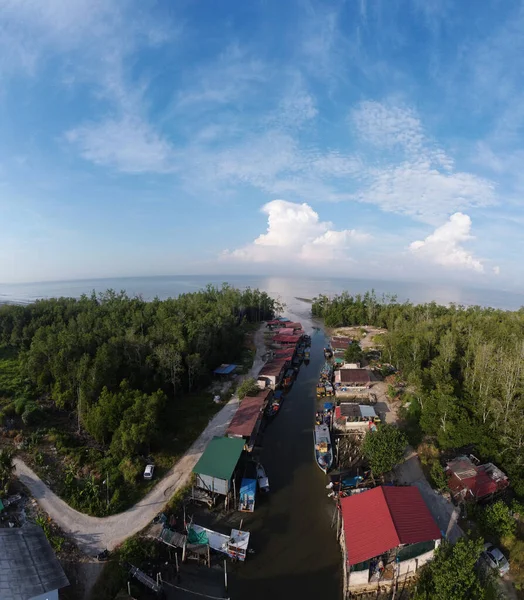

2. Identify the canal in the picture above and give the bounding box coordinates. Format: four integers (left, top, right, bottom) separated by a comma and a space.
229, 301, 342, 600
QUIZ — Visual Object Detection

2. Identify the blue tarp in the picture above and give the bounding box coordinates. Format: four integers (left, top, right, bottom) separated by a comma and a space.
213, 364, 238, 375
274, 390, 283, 399
324, 402, 334, 411
239, 478, 256, 512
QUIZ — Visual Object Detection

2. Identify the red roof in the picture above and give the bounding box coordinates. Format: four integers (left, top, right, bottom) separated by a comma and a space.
273, 334, 302, 344
277, 328, 295, 336
226, 391, 270, 438
446, 457, 508, 500
274, 348, 295, 358
340, 486, 441, 566
285, 322, 302, 329
337, 369, 371, 384
258, 358, 287, 377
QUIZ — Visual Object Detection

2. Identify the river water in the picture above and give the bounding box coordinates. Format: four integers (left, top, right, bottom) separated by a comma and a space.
227, 300, 342, 600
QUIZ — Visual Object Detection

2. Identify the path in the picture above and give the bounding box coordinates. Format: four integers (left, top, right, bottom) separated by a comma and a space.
14, 324, 268, 556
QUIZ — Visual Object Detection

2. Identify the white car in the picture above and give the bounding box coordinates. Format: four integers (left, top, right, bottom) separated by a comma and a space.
143, 464, 155, 480
482, 543, 510, 576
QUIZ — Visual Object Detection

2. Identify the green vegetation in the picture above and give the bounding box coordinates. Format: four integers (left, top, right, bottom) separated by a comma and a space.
312, 291, 524, 495
236, 377, 260, 399
0, 448, 15, 494
0, 285, 276, 515
362, 423, 407, 476
413, 538, 486, 600
343, 342, 363, 364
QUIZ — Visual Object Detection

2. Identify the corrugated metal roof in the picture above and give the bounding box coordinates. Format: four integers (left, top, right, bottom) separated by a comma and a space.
337, 369, 370, 384
0, 526, 69, 600
382, 486, 441, 545
340, 486, 441, 566
277, 328, 295, 336
272, 334, 302, 343
213, 364, 238, 375
193, 437, 244, 481
359, 405, 377, 419
258, 358, 287, 377
226, 394, 266, 438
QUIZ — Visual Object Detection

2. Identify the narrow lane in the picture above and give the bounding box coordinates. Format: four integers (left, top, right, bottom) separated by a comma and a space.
229, 324, 342, 600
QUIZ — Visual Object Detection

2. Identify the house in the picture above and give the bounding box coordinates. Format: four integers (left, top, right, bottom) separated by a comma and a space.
445, 456, 509, 503
339, 486, 441, 591
340, 362, 361, 369
335, 369, 371, 393
0, 526, 69, 600
334, 404, 380, 432
193, 437, 245, 502
272, 333, 302, 346
226, 389, 272, 450
257, 358, 288, 389
331, 337, 353, 355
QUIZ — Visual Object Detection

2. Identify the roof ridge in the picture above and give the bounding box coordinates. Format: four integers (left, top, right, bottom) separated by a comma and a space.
380, 486, 401, 546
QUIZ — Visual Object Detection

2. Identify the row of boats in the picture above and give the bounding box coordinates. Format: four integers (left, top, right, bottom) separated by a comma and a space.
315, 357, 336, 474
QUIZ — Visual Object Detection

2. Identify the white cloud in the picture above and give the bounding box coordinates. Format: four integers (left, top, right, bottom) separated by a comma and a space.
351, 102, 495, 221
409, 212, 485, 272
223, 199, 369, 263
65, 116, 175, 174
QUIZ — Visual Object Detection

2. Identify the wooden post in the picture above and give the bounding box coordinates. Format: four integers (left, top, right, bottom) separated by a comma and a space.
224, 559, 228, 592
127, 581, 131, 596
175, 551, 179, 573
208, 545, 211, 568
239, 518, 244, 530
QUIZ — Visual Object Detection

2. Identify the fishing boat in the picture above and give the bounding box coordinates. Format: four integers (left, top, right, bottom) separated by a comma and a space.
314, 423, 333, 473
282, 368, 294, 388
265, 390, 283, 418
324, 347, 333, 358
319, 361, 333, 382
304, 348, 310, 360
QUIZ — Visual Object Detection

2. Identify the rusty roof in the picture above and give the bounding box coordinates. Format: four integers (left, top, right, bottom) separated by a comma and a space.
258, 358, 287, 377
226, 392, 268, 438
337, 369, 371, 383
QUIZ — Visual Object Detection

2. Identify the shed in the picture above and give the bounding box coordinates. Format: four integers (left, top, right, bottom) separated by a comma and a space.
335, 368, 371, 387
213, 364, 238, 376
257, 358, 287, 388
226, 390, 270, 448
193, 437, 245, 496
446, 456, 509, 502
0, 526, 69, 600
340, 486, 441, 567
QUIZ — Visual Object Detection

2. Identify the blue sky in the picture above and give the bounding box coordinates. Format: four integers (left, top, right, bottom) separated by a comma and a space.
1, 0, 523, 288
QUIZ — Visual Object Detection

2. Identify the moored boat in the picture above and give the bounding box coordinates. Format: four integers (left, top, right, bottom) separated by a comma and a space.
265, 390, 283, 418
282, 368, 294, 388
324, 347, 333, 358
314, 423, 333, 473
304, 348, 310, 360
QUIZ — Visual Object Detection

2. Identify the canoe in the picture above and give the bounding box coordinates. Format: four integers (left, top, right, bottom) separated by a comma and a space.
314, 424, 333, 473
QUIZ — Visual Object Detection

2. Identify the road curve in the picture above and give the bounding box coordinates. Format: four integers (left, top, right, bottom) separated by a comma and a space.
15, 325, 267, 556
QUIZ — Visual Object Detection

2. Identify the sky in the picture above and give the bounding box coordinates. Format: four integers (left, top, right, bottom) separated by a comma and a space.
1, 0, 524, 288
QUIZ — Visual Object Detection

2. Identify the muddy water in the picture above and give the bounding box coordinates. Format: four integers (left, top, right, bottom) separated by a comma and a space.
229, 303, 342, 600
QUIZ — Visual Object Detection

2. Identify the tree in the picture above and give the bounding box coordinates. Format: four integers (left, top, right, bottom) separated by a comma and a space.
481, 500, 516, 540
0, 449, 16, 494
362, 423, 407, 475
344, 343, 363, 364
155, 344, 183, 398
413, 538, 485, 600
186, 353, 202, 392
236, 377, 260, 399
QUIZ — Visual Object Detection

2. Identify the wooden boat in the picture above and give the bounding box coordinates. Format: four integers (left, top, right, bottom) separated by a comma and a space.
304, 348, 310, 360
282, 368, 294, 388
266, 391, 283, 418
314, 423, 333, 473
324, 347, 333, 358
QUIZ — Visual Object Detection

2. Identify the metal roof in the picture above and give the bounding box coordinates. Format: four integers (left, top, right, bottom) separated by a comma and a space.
213, 364, 238, 375
337, 369, 371, 384
193, 437, 245, 481
258, 358, 287, 377
0, 526, 69, 600
226, 393, 267, 438
340, 486, 441, 566
359, 405, 377, 419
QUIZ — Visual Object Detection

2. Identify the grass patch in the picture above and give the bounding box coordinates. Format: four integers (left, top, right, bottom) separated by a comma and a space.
0, 346, 24, 399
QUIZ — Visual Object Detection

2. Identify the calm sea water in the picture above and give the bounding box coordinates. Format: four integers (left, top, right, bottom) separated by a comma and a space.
1, 275, 523, 311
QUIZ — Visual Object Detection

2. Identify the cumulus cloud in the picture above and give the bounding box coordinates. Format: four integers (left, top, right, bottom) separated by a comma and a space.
409, 212, 485, 272
222, 200, 369, 263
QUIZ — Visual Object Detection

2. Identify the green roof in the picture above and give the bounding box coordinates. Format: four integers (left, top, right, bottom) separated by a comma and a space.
193, 436, 245, 480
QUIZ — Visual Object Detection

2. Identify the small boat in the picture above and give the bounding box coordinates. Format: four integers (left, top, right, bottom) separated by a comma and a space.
314, 423, 333, 473
324, 347, 333, 358
304, 348, 310, 360
256, 462, 270, 493
316, 384, 326, 398
266, 391, 283, 418
303, 335, 311, 345
283, 368, 294, 388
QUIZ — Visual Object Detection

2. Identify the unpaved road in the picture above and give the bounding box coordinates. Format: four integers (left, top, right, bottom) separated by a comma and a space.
14, 325, 268, 556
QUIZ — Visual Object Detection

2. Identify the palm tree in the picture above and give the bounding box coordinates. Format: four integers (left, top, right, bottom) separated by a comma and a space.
0, 449, 15, 494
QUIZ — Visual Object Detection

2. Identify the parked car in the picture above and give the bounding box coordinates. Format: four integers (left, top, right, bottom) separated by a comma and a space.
482, 543, 510, 576
143, 464, 155, 480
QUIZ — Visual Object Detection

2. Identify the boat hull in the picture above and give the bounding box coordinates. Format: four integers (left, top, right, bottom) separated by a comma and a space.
314, 424, 333, 473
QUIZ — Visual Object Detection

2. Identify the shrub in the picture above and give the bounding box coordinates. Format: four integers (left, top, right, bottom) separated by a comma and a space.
236, 377, 259, 399
14, 396, 28, 415
430, 461, 448, 491
482, 501, 516, 540
21, 402, 45, 426
119, 458, 141, 484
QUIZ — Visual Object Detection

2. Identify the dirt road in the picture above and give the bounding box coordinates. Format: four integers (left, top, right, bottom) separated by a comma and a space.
14, 324, 268, 556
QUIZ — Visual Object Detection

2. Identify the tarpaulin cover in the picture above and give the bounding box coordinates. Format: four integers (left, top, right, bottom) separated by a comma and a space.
188, 526, 209, 545
239, 478, 256, 512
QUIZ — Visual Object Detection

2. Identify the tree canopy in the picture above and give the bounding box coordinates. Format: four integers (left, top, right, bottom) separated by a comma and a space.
344, 342, 363, 364
362, 423, 407, 475
413, 538, 485, 600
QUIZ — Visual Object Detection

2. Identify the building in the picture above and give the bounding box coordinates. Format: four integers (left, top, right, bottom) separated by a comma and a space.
226, 389, 272, 450
334, 404, 380, 432
335, 369, 371, 394
193, 437, 245, 501
445, 455, 509, 503
257, 358, 288, 389
272, 333, 302, 346
331, 337, 353, 355
339, 486, 441, 591
0, 526, 69, 600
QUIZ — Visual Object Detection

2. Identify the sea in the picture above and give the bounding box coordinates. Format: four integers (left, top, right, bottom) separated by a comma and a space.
1, 275, 523, 311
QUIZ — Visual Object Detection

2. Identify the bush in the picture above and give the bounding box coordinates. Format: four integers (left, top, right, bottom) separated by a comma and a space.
482, 501, 516, 540
362, 423, 407, 476
14, 396, 28, 415
119, 458, 141, 484
236, 377, 259, 399
21, 402, 45, 426
3, 402, 16, 417
429, 461, 448, 491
